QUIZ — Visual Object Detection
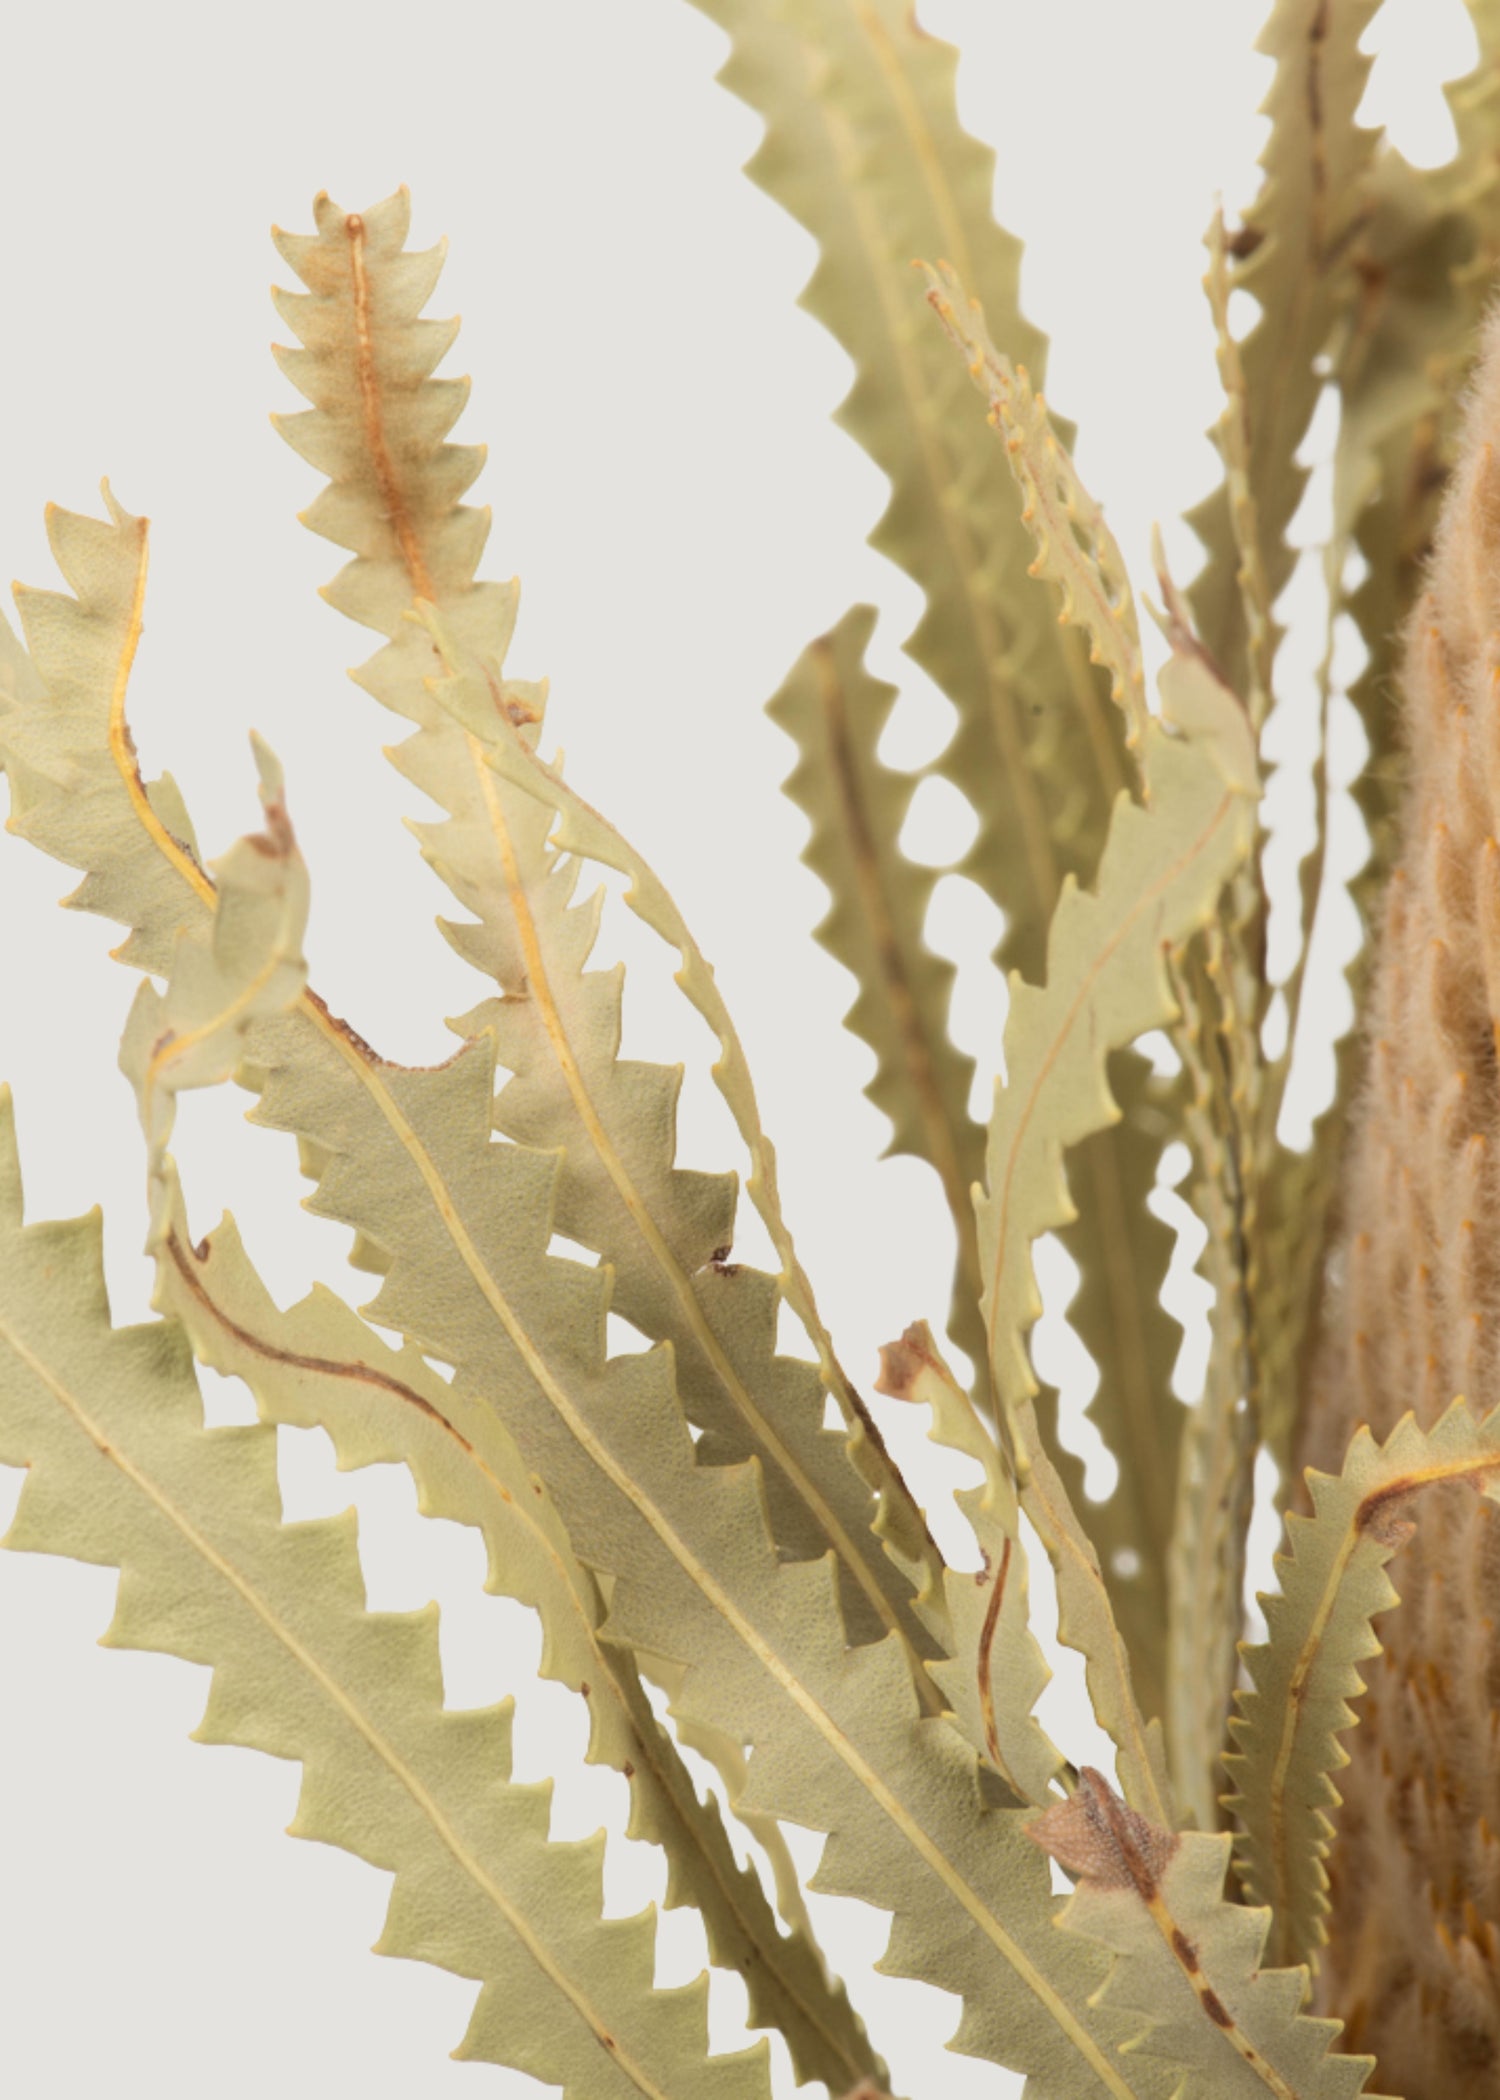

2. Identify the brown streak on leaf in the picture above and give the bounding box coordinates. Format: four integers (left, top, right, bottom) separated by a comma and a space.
1306, 0, 1331, 260
344, 210, 434, 603
977, 1531, 1014, 1774
1027, 1766, 1177, 1896
1170, 1925, 1201, 1972
164, 1228, 480, 1457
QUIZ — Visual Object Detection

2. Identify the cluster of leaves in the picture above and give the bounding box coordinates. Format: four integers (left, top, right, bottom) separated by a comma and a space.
4, 4, 1500, 2096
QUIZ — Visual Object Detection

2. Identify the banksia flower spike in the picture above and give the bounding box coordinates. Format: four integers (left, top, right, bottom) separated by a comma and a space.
1297, 315, 1500, 2092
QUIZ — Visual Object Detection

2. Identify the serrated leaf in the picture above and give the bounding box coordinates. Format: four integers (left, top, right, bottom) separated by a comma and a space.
767, 606, 989, 1390
429, 633, 949, 1619
33, 446, 1162, 2090
704, 3, 1189, 1729
236, 866, 1171, 2096
1263, 94, 1497, 1472
921, 262, 1148, 756
119, 736, 307, 1214
268, 193, 940, 1686
1187, 0, 1382, 698
917, 265, 1197, 1732
272, 210, 962, 1955
151, 1176, 880, 2094
2, 485, 216, 975
1164, 933, 1260, 1831
1181, 9, 1384, 1484
691, 0, 1132, 980
1032, 1769, 1385, 2100
0, 1090, 771, 2100
978, 638, 1260, 1823
50, 383, 874, 2079
875, 1320, 1065, 1808
0, 457, 880, 2084
1226, 1402, 1500, 1977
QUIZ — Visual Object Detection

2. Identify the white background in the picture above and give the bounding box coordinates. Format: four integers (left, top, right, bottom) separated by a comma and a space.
0, 1, 1474, 2093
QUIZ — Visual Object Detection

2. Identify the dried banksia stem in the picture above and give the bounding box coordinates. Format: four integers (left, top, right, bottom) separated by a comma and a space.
1302, 311, 1500, 2095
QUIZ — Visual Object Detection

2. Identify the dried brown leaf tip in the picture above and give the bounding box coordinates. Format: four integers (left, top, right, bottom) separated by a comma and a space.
1027, 1766, 1178, 1897
873, 1320, 941, 1401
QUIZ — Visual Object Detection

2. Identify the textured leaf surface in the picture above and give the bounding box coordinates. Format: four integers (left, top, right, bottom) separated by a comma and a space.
1182, 4, 1382, 1488
1164, 932, 1259, 1832
431, 644, 947, 1617
1251, 150, 1461, 1471
236, 845, 1176, 2097
978, 642, 1259, 1821
691, 0, 1131, 982
0, 1093, 770, 2100
1032, 1771, 1384, 2100
918, 261, 1191, 1724
768, 606, 987, 1392
270, 186, 940, 1681
3, 293, 1167, 2100
696, 0, 1187, 1724
921, 262, 1148, 754
0, 467, 880, 2083
150, 1179, 879, 2093
119, 754, 877, 2089
1187, 0, 1382, 698
875, 1320, 1064, 1808
1225, 1402, 1500, 1975
2, 486, 212, 974
120, 736, 307, 1211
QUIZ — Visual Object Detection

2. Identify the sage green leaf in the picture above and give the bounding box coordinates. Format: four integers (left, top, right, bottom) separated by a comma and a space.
767, 607, 989, 1400
428, 639, 947, 1620
0, 604, 41, 708
1224, 1399, 1500, 1975
690, 0, 1132, 981
27, 414, 873, 2080
701, 5, 1187, 1727
149, 1174, 881, 2094
268, 190, 943, 1676
1032, 1770, 1385, 2099
240, 984, 1172, 2095
272, 190, 502, 652
979, 640, 1260, 1824
1177, 3, 1381, 1497
0, 476, 882, 2083
875, 1320, 1065, 1809
21, 470, 1161, 2087
1047, 1063, 1184, 1735
138, 658, 1167, 2095
921, 263, 1149, 755
2, 486, 214, 975
1260, 11, 1500, 1477
1449, 2, 1500, 301
1164, 934, 1259, 1831
119, 735, 307, 1212
924, 259, 1202, 1728
0, 1092, 772, 2100
1187, 0, 1382, 697
1253, 155, 1463, 1472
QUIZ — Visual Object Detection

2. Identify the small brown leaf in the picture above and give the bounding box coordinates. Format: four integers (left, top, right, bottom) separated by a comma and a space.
1027, 1766, 1178, 1898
